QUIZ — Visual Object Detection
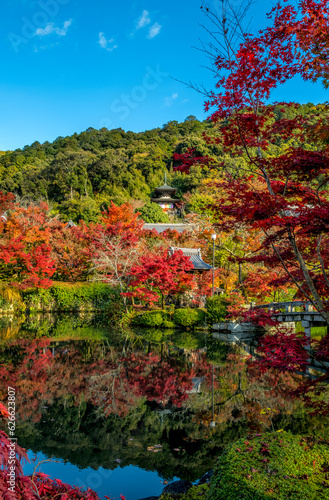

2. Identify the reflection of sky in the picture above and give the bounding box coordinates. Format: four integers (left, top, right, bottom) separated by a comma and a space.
24, 450, 178, 500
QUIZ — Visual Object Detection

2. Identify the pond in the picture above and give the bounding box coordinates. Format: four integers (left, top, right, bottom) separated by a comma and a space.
0, 314, 328, 499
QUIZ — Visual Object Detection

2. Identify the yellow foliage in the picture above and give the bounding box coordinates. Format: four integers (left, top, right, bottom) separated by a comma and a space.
0, 284, 21, 303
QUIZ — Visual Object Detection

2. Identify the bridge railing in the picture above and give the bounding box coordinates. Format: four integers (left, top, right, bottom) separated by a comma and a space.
252, 301, 314, 313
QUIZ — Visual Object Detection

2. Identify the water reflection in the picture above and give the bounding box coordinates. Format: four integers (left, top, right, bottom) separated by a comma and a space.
0, 314, 328, 489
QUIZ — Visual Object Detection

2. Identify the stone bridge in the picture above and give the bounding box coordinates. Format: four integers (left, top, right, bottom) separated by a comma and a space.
212, 300, 328, 373
253, 301, 328, 337
213, 300, 328, 340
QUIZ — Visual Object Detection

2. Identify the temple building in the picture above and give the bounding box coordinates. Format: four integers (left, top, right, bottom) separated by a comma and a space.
169, 247, 213, 273
151, 179, 179, 212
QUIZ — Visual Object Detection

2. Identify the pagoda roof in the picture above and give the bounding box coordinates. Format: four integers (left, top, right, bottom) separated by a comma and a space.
154, 183, 177, 192
151, 196, 179, 203
170, 246, 213, 271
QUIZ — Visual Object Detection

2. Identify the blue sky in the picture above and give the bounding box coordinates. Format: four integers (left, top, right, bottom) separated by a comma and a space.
0, 0, 328, 151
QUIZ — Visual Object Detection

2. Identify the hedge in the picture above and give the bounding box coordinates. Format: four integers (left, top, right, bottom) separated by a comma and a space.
22, 282, 119, 312
132, 310, 166, 327
132, 308, 207, 329
173, 308, 206, 327
208, 431, 329, 500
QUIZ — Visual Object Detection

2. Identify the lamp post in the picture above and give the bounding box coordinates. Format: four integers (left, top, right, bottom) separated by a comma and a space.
210, 233, 217, 428
211, 234, 217, 296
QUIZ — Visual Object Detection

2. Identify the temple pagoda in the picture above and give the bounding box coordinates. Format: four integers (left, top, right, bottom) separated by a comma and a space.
151, 175, 179, 212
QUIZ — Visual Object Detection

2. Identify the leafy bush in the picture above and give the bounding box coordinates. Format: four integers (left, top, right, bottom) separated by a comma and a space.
133, 310, 165, 326
23, 287, 54, 311
50, 282, 113, 310
163, 319, 176, 328
22, 282, 117, 312
208, 431, 329, 500
206, 296, 228, 324
138, 201, 170, 223
173, 308, 206, 327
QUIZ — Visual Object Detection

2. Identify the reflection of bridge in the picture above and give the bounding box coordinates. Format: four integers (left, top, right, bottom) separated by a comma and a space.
213, 301, 328, 341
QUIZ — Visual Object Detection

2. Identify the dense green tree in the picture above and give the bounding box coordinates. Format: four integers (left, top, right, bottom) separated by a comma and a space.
137, 202, 170, 223
0, 108, 328, 221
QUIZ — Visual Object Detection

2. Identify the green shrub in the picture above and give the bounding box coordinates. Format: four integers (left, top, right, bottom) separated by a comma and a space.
208, 431, 329, 500
22, 282, 117, 312
133, 310, 165, 327
206, 296, 228, 325
22, 288, 54, 311
50, 282, 113, 310
173, 308, 206, 327
138, 201, 170, 223
162, 319, 176, 328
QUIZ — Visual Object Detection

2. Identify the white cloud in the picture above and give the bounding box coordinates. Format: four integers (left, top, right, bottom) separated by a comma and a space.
137, 10, 151, 30
98, 32, 118, 52
35, 19, 72, 37
147, 22, 161, 39
130, 10, 151, 36
164, 93, 178, 107
131, 11, 161, 38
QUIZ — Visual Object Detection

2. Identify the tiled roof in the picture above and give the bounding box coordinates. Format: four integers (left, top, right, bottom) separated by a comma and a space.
151, 197, 179, 203
143, 223, 188, 233
155, 183, 177, 191
170, 246, 213, 271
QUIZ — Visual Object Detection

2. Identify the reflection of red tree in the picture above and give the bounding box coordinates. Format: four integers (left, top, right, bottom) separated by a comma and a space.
0, 340, 117, 422
91, 353, 196, 416
125, 353, 195, 406
0, 341, 199, 421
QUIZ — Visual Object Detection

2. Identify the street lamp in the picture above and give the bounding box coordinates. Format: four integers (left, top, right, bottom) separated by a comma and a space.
211, 234, 217, 296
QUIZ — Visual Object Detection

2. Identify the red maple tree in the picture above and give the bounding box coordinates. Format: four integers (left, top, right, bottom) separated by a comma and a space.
124, 248, 195, 307
175, 0, 329, 316
174, 0, 329, 410
0, 201, 56, 289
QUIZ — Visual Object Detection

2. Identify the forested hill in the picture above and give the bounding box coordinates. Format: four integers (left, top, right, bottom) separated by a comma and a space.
0, 103, 327, 223
0, 116, 218, 222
